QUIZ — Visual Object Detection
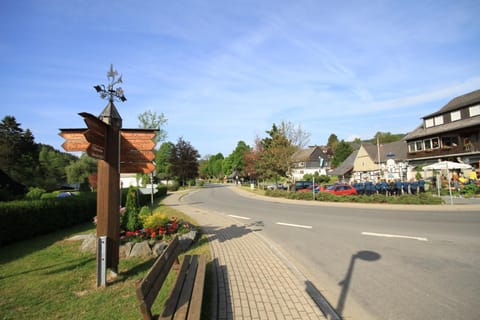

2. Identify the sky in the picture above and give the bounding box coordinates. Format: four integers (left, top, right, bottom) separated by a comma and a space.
1, 0, 480, 158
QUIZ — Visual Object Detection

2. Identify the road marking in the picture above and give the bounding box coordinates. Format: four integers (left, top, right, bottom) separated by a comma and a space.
228, 214, 251, 220
362, 232, 428, 241
276, 222, 313, 229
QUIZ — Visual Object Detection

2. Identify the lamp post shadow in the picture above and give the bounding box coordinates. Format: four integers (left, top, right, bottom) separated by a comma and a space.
336, 250, 381, 317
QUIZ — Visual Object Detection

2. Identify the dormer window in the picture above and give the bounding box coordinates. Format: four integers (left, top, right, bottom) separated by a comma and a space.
425, 118, 434, 128
470, 104, 480, 117
451, 110, 461, 121
434, 115, 444, 125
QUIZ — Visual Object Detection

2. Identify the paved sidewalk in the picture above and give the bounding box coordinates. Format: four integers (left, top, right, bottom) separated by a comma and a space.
163, 191, 328, 320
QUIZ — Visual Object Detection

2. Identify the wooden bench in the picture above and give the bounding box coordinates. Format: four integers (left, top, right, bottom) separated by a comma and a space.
136, 236, 206, 320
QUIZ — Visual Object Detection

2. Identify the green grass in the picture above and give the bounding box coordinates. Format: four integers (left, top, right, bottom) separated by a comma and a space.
0, 202, 212, 320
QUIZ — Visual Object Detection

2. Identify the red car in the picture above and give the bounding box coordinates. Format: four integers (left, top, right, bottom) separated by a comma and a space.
323, 183, 357, 195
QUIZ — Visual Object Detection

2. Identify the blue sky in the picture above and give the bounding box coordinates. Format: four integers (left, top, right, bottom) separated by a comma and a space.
1, 0, 479, 157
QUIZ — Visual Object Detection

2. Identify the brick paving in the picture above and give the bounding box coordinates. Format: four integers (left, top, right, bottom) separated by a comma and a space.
163, 191, 326, 320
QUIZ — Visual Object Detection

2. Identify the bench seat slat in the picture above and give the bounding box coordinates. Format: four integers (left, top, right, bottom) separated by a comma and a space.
173, 255, 199, 320
187, 255, 206, 320
160, 255, 192, 320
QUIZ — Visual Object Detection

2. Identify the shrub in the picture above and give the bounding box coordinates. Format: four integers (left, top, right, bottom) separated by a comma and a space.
0, 192, 96, 246
142, 212, 169, 229
25, 187, 46, 200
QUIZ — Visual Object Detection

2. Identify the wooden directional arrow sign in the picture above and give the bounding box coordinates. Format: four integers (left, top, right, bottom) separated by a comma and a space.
79, 112, 108, 160
121, 139, 155, 151
121, 149, 155, 162
120, 162, 155, 174
59, 129, 88, 152
120, 129, 156, 140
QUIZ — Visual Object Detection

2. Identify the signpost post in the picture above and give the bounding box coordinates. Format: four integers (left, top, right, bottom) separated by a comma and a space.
59, 65, 157, 287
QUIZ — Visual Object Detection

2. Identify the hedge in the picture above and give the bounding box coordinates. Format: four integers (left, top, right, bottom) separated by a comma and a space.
0, 192, 97, 246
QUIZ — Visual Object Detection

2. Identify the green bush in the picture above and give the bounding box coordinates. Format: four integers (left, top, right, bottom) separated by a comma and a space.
25, 187, 46, 200
0, 192, 96, 246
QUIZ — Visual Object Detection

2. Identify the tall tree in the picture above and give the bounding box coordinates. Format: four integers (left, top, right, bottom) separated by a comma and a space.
331, 140, 354, 168
137, 110, 168, 145
0, 116, 37, 187
65, 154, 98, 190
223, 141, 250, 176
372, 131, 405, 145
257, 124, 296, 182
279, 121, 311, 149
327, 133, 339, 149
155, 142, 174, 182
170, 137, 200, 186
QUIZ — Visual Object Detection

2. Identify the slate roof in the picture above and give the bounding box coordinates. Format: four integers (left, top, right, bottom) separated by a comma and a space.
329, 150, 358, 176
423, 89, 480, 118
362, 140, 408, 162
404, 116, 480, 140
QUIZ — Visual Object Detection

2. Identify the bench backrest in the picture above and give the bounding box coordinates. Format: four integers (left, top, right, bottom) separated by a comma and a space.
136, 236, 182, 320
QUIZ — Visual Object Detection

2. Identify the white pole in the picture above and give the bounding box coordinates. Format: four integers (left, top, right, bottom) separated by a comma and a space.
446, 162, 453, 205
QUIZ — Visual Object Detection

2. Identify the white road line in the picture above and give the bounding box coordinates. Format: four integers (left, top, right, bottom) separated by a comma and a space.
362, 232, 428, 241
228, 214, 251, 220
276, 222, 313, 229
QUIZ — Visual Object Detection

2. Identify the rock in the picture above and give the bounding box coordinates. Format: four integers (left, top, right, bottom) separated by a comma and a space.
129, 241, 152, 257
120, 242, 133, 258
179, 230, 197, 251
79, 234, 96, 253
152, 241, 169, 257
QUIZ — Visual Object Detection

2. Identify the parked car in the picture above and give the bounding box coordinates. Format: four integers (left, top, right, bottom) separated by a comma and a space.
294, 180, 313, 191
322, 183, 358, 195
297, 184, 320, 193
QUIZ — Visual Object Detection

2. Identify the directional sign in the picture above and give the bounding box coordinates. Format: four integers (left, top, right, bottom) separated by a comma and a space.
120, 129, 156, 140
62, 140, 89, 152
59, 129, 88, 152
121, 139, 155, 151
79, 113, 108, 160
121, 149, 155, 162
87, 144, 106, 160
120, 162, 155, 173
79, 112, 108, 139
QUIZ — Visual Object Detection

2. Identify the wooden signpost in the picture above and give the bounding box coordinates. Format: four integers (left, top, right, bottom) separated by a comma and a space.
59, 66, 157, 287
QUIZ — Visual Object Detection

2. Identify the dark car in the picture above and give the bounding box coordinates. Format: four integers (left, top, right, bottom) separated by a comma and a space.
323, 183, 357, 195
294, 180, 313, 191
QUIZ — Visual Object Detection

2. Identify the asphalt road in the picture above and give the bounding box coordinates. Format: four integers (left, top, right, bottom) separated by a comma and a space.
181, 184, 480, 320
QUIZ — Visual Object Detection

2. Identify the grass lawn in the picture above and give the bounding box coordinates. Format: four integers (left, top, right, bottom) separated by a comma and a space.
0, 203, 211, 320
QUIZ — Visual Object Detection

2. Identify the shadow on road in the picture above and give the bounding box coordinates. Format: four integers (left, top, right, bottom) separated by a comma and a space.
337, 250, 381, 316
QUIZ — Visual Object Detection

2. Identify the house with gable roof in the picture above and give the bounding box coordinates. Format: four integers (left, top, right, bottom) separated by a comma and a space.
290, 145, 331, 181
403, 89, 480, 168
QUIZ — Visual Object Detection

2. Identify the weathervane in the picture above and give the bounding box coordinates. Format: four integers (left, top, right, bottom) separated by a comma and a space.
94, 64, 127, 102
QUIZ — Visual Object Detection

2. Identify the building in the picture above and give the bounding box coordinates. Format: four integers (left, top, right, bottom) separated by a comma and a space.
403, 89, 480, 168
290, 146, 331, 181
330, 141, 409, 182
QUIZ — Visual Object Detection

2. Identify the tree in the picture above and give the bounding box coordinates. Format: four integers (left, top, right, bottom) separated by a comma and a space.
0, 116, 37, 187
170, 137, 200, 186
256, 124, 297, 182
331, 140, 354, 168
223, 141, 250, 176
137, 110, 168, 145
372, 132, 405, 145
65, 154, 98, 190
327, 133, 339, 149
279, 121, 311, 149
155, 142, 174, 182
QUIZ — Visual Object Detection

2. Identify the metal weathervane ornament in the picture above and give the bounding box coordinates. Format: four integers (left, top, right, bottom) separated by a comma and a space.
94, 64, 127, 103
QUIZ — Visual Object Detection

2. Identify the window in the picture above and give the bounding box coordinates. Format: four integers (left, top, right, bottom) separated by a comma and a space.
424, 139, 431, 150
451, 110, 461, 121
423, 137, 440, 150
425, 118, 434, 128
470, 104, 480, 117
415, 141, 423, 151
408, 142, 416, 153
441, 136, 459, 148
434, 115, 444, 125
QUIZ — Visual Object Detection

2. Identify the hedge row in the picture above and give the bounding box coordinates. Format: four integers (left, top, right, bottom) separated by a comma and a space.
264, 189, 444, 205
0, 193, 97, 246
